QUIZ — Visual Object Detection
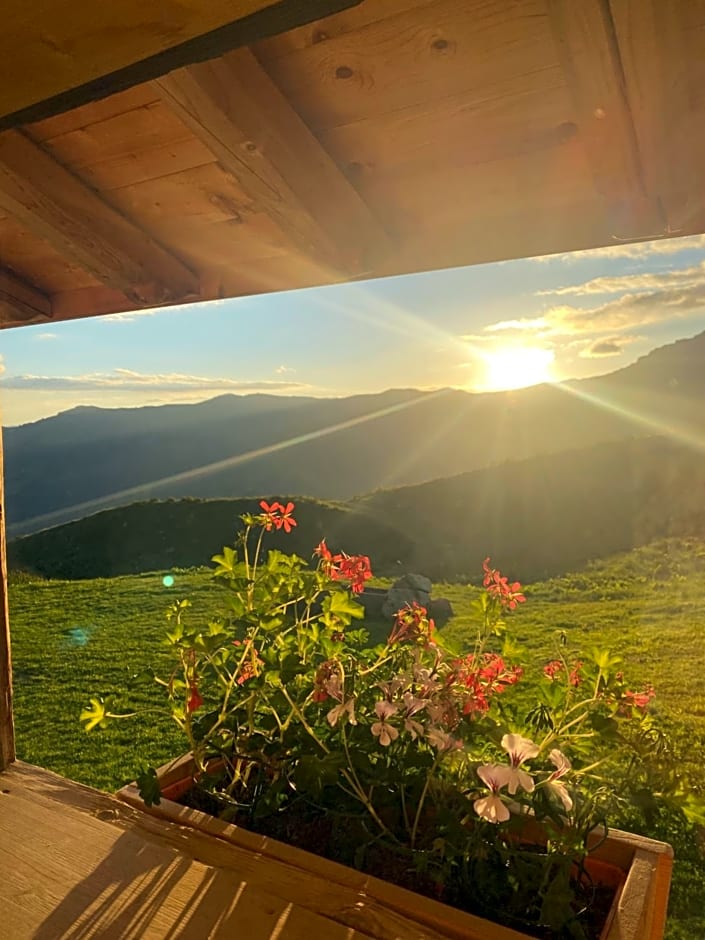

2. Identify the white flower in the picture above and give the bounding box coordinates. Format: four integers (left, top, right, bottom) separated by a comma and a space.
327, 698, 357, 727
474, 764, 511, 823
402, 691, 426, 717
426, 727, 461, 752
371, 700, 399, 746
404, 718, 425, 739
544, 748, 573, 811
501, 733, 539, 794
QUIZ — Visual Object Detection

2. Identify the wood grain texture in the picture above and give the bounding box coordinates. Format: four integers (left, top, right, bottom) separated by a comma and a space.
546, 0, 664, 239
0, 269, 51, 324
0, 762, 408, 940
0, 216, 101, 294
256, 0, 552, 131
0, 427, 13, 768
1, 1, 283, 119
156, 48, 390, 274
0, 130, 198, 301
610, 0, 704, 234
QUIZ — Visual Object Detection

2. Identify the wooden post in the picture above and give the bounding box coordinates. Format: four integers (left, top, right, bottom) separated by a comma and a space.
0, 425, 14, 769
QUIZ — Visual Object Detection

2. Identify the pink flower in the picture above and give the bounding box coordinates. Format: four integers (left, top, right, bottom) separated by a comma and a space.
427, 727, 461, 752
501, 733, 539, 794
474, 764, 511, 823
544, 748, 573, 811
371, 700, 399, 746
327, 698, 357, 727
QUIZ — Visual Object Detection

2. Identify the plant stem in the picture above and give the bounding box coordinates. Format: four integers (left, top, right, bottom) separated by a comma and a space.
411, 752, 442, 849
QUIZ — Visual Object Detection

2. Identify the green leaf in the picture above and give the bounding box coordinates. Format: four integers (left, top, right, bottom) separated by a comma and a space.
323, 590, 365, 622
136, 766, 162, 807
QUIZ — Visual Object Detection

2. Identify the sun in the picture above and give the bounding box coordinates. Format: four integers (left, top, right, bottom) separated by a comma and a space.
482, 347, 555, 392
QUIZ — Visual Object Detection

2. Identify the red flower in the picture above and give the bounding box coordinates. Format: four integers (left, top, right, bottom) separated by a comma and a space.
624, 687, 655, 711
258, 500, 296, 532
259, 500, 281, 531
568, 661, 583, 688
388, 602, 435, 644
335, 553, 372, 594
482, 558, 525, 610
451, 652, 522, 717
187, 683, 203, 713
278, 501, 297, 533
544, 660, 564, 680
314, 539, 332, 561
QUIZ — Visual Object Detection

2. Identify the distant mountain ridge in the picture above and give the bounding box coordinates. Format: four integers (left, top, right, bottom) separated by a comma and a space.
5, 330, 705, 536
9, 434, 705, 582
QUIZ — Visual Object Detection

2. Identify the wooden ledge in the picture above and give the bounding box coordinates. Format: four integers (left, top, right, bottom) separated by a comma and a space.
0, 760, 386, 938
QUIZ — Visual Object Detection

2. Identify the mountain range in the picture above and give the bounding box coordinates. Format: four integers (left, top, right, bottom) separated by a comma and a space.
5, 329, 705, 543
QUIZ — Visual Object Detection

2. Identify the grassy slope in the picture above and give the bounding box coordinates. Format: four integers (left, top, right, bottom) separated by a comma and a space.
9, 539, 705, 938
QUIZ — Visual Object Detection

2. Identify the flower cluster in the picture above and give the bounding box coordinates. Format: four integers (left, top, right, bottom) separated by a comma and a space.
388, 601, 435, 645
483, 557, 526, 609
314, 539, 372, 594
259, 499, 297, 533
474, 735, 573, 823
451, 652, 523, 717
85, 500, 681, 939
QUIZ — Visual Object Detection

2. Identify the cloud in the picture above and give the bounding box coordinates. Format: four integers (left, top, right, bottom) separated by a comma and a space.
537, 262, 705, 298
35, 332, 58, 341
275, 364, 296, 375
578, 335, 641, 358
101, 309, 158, 323
537, 233, 705, 263
0, 369, 310, 393
482, 281, 705, 341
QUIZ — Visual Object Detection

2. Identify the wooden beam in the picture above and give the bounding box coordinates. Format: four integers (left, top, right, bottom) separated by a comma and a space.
155, 48, 390, 275
1, 1, 363, 131
609, 0, 702, 233
3, 1, 279, 119
0, 130, 198, 301
0, 270, 51, 325
547, 0, 665, 240
0, 424, 14, 770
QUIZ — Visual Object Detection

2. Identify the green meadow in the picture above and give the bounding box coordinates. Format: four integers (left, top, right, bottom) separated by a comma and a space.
8, 538, 705, 939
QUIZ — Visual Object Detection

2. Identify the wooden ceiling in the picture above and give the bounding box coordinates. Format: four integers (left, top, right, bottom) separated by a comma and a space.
1, 0, 704, 329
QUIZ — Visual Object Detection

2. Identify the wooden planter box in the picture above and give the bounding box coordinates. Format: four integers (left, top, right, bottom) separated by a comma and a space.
117, 755, 673, 940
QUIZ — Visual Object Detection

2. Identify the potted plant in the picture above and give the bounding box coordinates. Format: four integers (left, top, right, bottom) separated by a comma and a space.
83, 501, 683, 939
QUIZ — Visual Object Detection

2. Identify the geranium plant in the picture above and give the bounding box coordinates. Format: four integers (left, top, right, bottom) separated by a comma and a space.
82, 501, 688, 938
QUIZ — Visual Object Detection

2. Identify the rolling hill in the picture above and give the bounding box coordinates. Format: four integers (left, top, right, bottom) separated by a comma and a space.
9, 434, 705, 582
5, 329, 705, 537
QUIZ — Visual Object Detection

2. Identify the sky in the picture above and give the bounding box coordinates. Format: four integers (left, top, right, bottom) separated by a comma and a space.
1, 232, 705, 426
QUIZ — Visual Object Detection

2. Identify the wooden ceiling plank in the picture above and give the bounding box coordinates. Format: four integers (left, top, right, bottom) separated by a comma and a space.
0, 269, 51, 325
27, 86, 161, 143
546, 0, 665, 239
609, 0, 702, 233
2, 1, 287, 121
256, 0, 552, 133
0, 130, 198, 302
154, 47, 390, 275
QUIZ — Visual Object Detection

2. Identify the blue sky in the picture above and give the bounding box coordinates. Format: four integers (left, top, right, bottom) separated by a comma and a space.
1, 233, 705, 426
